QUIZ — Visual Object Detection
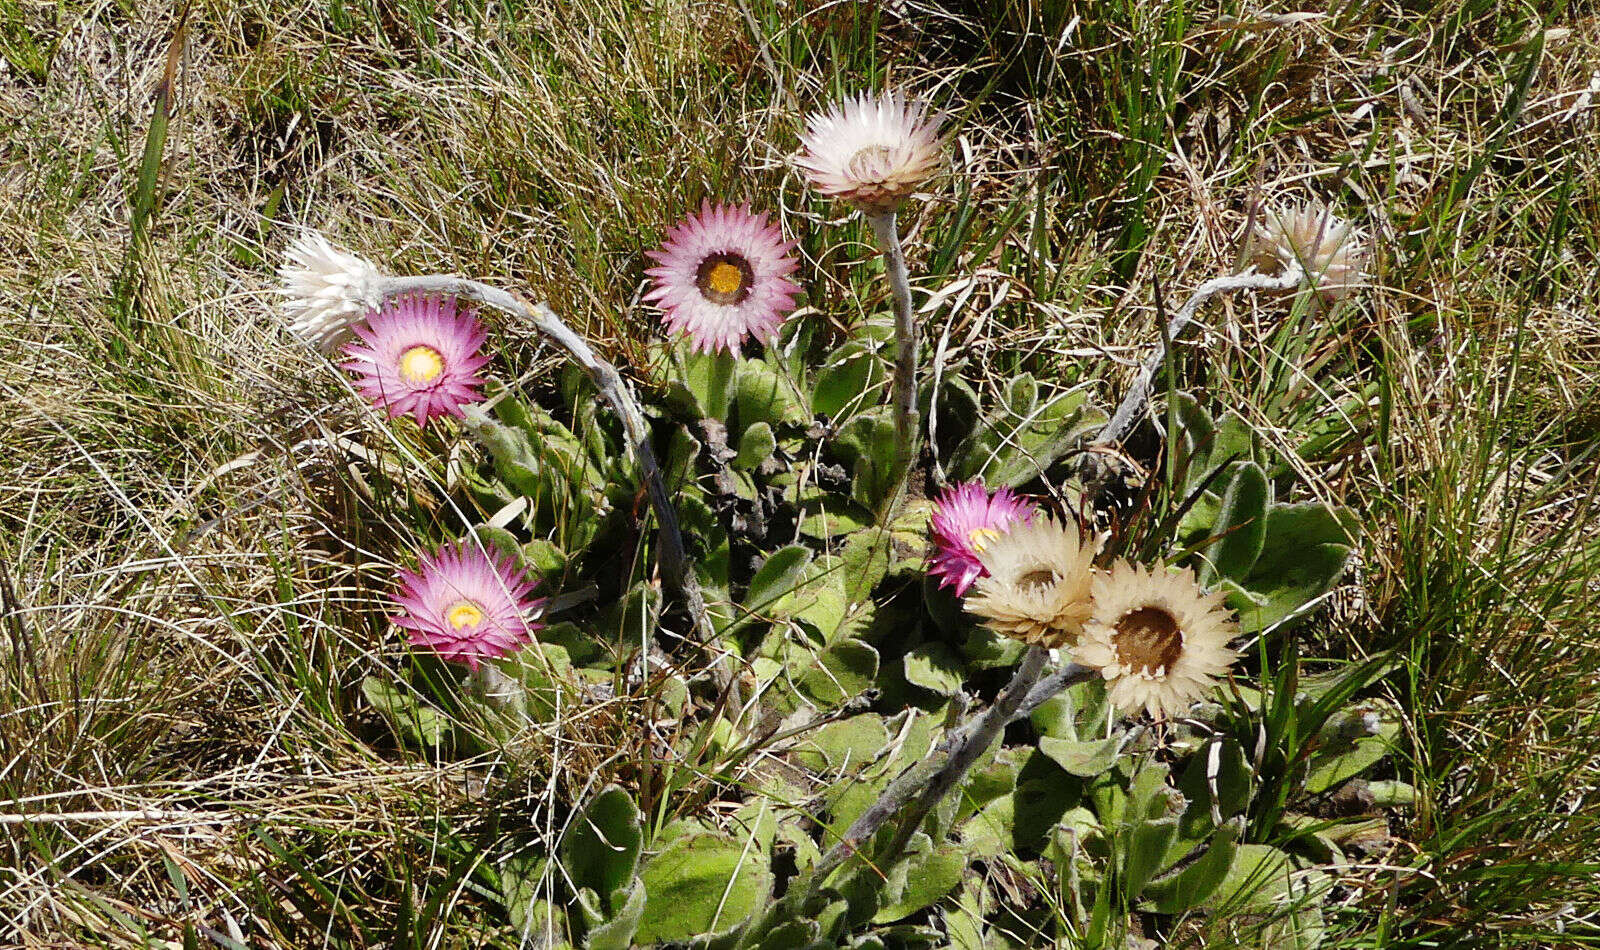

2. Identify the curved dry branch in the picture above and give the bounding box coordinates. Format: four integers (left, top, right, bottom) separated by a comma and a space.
377, 275, 719, 652
1100, 267, 1305, 447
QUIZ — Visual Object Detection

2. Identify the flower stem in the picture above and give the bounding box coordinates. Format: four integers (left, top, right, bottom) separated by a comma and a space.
868, 210, 920, 471
810, 649, 1092, 885
1099, 266, 1305, 448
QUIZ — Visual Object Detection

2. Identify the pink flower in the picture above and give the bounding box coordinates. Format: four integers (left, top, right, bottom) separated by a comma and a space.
391, 543, 546, 670
645, 201, 802, 354
341, 294, 489, 426
928, 481, 1037, 597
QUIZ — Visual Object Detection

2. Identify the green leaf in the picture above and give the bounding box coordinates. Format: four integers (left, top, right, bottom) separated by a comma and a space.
1204, 461, 1271, 584
736, 359, 810, 429
499, 849, 552, 937
733, 422, 777, 471
834, 408, 902, 512
871, 845, 966, 923
584, 878, 645, 950
469, 523, 522, 562
1304, 701, 1401, 793
1204, 844, 1298, 911
812, 340, 886, 419
361, 677, 448, 747
839, 529, 894, 603
635, 833, 772, 943
902, 643, 965, 697
797, 638, 880, 706
961, 627, 1026, 669
797, 501, 876, 540
522, 538, 567, 577
1227, 543, 1351, 633
792, 715, 890, 773
671, 346, 737, 420
1038, 735, 1121, 778
1122, 813, 1180, 901
745, 545, 813, 614
562, 785, 644, 902
1141, 817, 1244, 913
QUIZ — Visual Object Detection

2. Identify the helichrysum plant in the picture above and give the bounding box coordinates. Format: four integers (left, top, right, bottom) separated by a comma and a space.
1076, 559, 1240, 718
390, 541, 546, 670
262, 70, 1396, 950
926, 480, 1038, 597
341, 294, 490, 426
645, 201, 802, 353
278, 230, 386, 351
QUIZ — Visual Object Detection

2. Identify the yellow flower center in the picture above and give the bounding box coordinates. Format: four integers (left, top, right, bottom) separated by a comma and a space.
706, 261, 743, 296
695, 253, 754, 306
445, 599, 485, 630
1114, 606, 1183, 676
398, 345, 445, 385
967, 527, 1001, 553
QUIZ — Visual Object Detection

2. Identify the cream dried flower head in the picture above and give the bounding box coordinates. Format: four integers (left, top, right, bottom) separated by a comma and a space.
796, 91, 945, 214
1075, 560, 1239, 719
279, 231, 386, 351
1251, 201, 1368, 302
964, 515, 1097, 648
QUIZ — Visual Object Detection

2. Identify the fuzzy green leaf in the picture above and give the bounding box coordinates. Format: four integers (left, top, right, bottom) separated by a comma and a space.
871, 845, 966, 923
1141, 817, 1244, 913
635, 833, 772, 943
736, 358, 810, 429
733, 422, 777, 471
361, 677, 448, 747
584, 878, 645, 950
1038, 735, 1121, 778
798, 638, 879, 706
745, 545, 813, 614
812, 340, 886, 419
1204, 461, 1271, 584
562, 785, 644, 902
902, 643, 966, 697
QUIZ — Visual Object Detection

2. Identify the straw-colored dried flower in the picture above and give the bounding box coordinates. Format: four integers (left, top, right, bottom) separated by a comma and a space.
964, 515, 1097, 648
1251, 201, 1368, 302
1075, 560, 1239, 719
796, 91, 945, 214
278, 231, 386, 350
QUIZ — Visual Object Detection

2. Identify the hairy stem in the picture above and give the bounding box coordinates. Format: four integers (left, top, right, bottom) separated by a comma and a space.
868, 211, 920, 467
812, 649, 1093, 884
1099, 266, 1305, 447
377, 276, 721, 656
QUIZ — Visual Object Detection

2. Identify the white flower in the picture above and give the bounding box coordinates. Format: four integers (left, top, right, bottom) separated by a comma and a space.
1251, 201, 1368, 302
278, 231, 386, 351
796, 91, 945, 214
1074, 561, 1239, 719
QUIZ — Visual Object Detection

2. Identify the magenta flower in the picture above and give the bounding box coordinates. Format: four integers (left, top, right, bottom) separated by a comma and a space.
341, 294, 489, 426
391, 543, 547, 670
645, 201, 802, 354
928, 481, 1038, 597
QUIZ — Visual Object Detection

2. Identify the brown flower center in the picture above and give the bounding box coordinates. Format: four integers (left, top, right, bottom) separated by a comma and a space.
398, 345, 445, 385
1016, 568, 1057, 590
1114, 606, 1183, 675
695, 253, 754, 305
445, 599, 486, 631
